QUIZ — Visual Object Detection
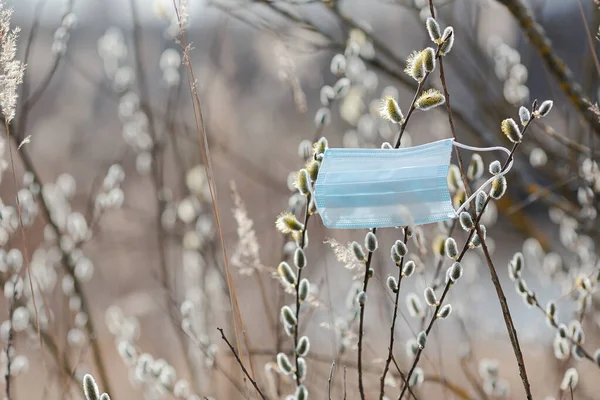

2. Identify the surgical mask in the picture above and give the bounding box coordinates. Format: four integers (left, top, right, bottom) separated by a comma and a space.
313, 138, 512, 229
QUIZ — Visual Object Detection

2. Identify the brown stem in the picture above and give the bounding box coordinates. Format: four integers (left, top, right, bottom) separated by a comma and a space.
477, 230, 532, 399
357, 228, 376, 400
398, 281, 452, 399
379, 228, 409, 399
217, 328, 267, 400
328, 361, 335, 400
294, 200, 311, 387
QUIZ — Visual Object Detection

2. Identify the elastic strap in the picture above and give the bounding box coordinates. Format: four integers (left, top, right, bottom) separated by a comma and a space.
452, 141, 513, 215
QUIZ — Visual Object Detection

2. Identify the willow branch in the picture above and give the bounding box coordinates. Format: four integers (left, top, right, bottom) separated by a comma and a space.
495, 0, 600, 134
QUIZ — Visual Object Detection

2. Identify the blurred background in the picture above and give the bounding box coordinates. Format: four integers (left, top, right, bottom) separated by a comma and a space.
1, 0, 599, 399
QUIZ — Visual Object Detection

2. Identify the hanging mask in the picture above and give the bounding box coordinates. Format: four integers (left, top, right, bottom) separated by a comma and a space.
313, 138, 512, 229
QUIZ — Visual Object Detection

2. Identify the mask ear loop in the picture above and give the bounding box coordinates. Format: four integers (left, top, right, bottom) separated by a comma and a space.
452, 141, 514, 215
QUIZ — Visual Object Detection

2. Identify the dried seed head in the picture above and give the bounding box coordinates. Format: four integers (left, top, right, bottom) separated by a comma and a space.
560, 367, 578, 391
295, 385, 308, 400
380, 96, 404, 124
467, 153, 484, 181
437, 304, 452, 319
83, 374, 100, 400
277, 262, 297, 286
459, 211, 474, 230
352, 241, 366, 262
294, 169, 311, 196
394, 240, 408, 257
296, 357, 307, 381
535, 100, 553, 118
305, 160, 320, 181
281, 306, 297, 326
298, 279, 309, 302
417, 331, 427, 349
294, 248, 307, 269
406, 338, 419, 357
365, 231, 378, 252
402, 260, 416, 277
386, 276, 398, 293
439, 27, 454, 55
415, 88, 445, 110
475, 191, 487, 214
409, 367, 425, 388
357, 291, 367, 305
490, 175, 507, 199
424, 287, 438, 306
501, 118, 522, 143
296, 336, 310, 357
448, 262, 463, 283
445, 237, 458, 259
277, 353, 293, 375
426, 17, 441, 43
406, 293, 424, 317
489, 160, 502, 175
519, 106, 531, 126
276, 212, 304, 234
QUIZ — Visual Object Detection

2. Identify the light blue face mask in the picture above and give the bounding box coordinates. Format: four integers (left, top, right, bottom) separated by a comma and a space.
313, 138, 512, 229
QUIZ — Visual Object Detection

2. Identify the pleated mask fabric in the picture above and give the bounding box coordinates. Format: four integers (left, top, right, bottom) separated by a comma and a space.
314, 138, 457, 229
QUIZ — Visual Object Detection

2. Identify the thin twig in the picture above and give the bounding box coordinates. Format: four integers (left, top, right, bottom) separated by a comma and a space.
379, 228, 409, 399
294, 199, 311, 387
172, 0, 258, 387
357, 227, 376, 399
476, 230, 532, 398
343, 366, 347, 400
328, 360, 335, 400
4, 292, 16, 400
217, 328, 267, 400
